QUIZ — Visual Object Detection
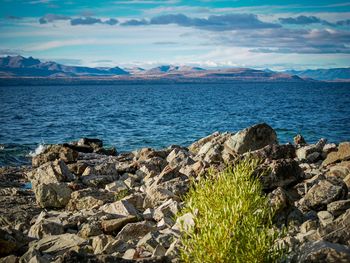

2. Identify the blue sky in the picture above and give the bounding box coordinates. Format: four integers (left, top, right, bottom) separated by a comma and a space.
1, 0, 350, 70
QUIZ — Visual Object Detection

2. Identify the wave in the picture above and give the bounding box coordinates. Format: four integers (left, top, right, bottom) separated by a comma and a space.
28, 144, 46, 157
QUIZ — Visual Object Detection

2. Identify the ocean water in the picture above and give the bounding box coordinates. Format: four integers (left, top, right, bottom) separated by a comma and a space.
1, 82, 350, 166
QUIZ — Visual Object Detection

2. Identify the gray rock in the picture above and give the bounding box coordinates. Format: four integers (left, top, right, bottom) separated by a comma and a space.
296, 240, 350, 262
32, 145, 78, 168
225, 123, 278, 154
318, 209, 350, 245
21, 233, 87, 261
34, 182, 72, 209
259, 159, 302, 190
101, 216, 138, 234
317, 211, 334, 227
327, 199, 350, 217
116, 221, 155, 242
78, 221, 102, 238
100, 200, 139, 217
66, 188, 114, 211
28, 218, 64, 239
323, 142, 350, 166
303, 177, 348, 211
28, 160, 74, 187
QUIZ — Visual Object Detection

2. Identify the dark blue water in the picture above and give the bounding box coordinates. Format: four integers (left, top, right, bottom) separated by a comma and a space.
1, 82, 349, 166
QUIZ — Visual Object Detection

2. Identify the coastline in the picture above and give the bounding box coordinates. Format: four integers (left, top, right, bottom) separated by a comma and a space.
1, 123, 350, 262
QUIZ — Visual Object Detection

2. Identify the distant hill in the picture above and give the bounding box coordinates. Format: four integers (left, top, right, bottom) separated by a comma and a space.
0, 55, 306, 82
285, 68, 350, 81
0, 56, 129, 77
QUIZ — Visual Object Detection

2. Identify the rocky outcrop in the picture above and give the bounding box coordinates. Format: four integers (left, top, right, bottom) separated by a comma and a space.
225, 123, 278, 154
1, 124, 350, 262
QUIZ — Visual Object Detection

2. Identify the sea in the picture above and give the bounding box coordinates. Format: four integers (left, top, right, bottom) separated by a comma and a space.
1, 82, 349, 167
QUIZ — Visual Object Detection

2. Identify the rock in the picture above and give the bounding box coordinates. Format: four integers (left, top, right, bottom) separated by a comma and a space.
296, 138, 326, 161
323, 142, 350, 166
121, 193, 145, 211
78, 221, 102, 238
327, 199, 350, 217
137, 232, 160, 253
153, 199, 180, 222
32, 145, 78, 167
317, 211, 334, 227
318, 209, 350, 245
153, 166, 187, 185
28, 218, 64, 239
259, 159, 302, 190
188, 132, 220, 154
0, 227, 31, 257
28, 160, 74, 187
116, 221, 155, 242
100, 200, 139, 217
101, 216, 138, 234
296, 240, 350, 262
66, 162, 88, 175
105, 180, 129, 193
166, 148, 194, 169
268, 187, 290, 214
247, 144, 296, 160
300, 220, 318, 234
77, 138, 103, 150
302, 177, 348, 211
20, 233, 87, 261
143, 208, 154, 221
143, 185, 180, 209
34, 182, 72, 208
225, 123, 278, 154
123, 248, 136, 259
327, 161, 350, 179
0, 255, 18, 263
294, 134, 306, 145
66, 188, 114, 211
322, 143, 337, 158
81, 174, 118, 188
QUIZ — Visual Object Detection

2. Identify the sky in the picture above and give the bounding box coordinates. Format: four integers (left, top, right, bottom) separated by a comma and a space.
0, 0, 350, 70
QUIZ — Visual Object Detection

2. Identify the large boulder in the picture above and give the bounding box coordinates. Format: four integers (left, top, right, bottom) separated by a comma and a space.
318, 209, 350, 245
296, 240, 350, 262
34, 182, 72, 209
302, 177, 348, 211
32, 145, 78, 167
225, 123, 278, 154
323, 142, 350, 166
20, 233, 87, 262
66, 188, 114, 211
259, 159, 302, 190
28, 160, 74, 187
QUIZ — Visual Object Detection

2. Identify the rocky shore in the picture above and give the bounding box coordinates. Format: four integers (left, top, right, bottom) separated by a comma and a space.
1, 123, 350, 262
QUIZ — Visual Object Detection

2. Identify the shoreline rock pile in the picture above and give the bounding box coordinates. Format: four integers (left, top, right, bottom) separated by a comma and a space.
0, 124, 349, 262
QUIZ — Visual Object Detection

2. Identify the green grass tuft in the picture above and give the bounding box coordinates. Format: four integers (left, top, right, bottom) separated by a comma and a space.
178, 158, 285, 263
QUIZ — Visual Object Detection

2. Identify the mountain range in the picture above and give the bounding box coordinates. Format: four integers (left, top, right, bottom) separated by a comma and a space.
0, 55, 349, 82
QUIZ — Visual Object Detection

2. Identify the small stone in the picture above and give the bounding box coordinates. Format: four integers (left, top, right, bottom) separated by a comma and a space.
303, 177, 348, 211
116, 221, 155, 242
300, 220, 318, 234
100, 200, 139, 217
327, 199, 350, 217
317, 211, 334, 227
101, 216, 138, 234
323, 142, 350, 166
296, 240, 350, 262
34, 182, 72, 208
122, 248, 136, 260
